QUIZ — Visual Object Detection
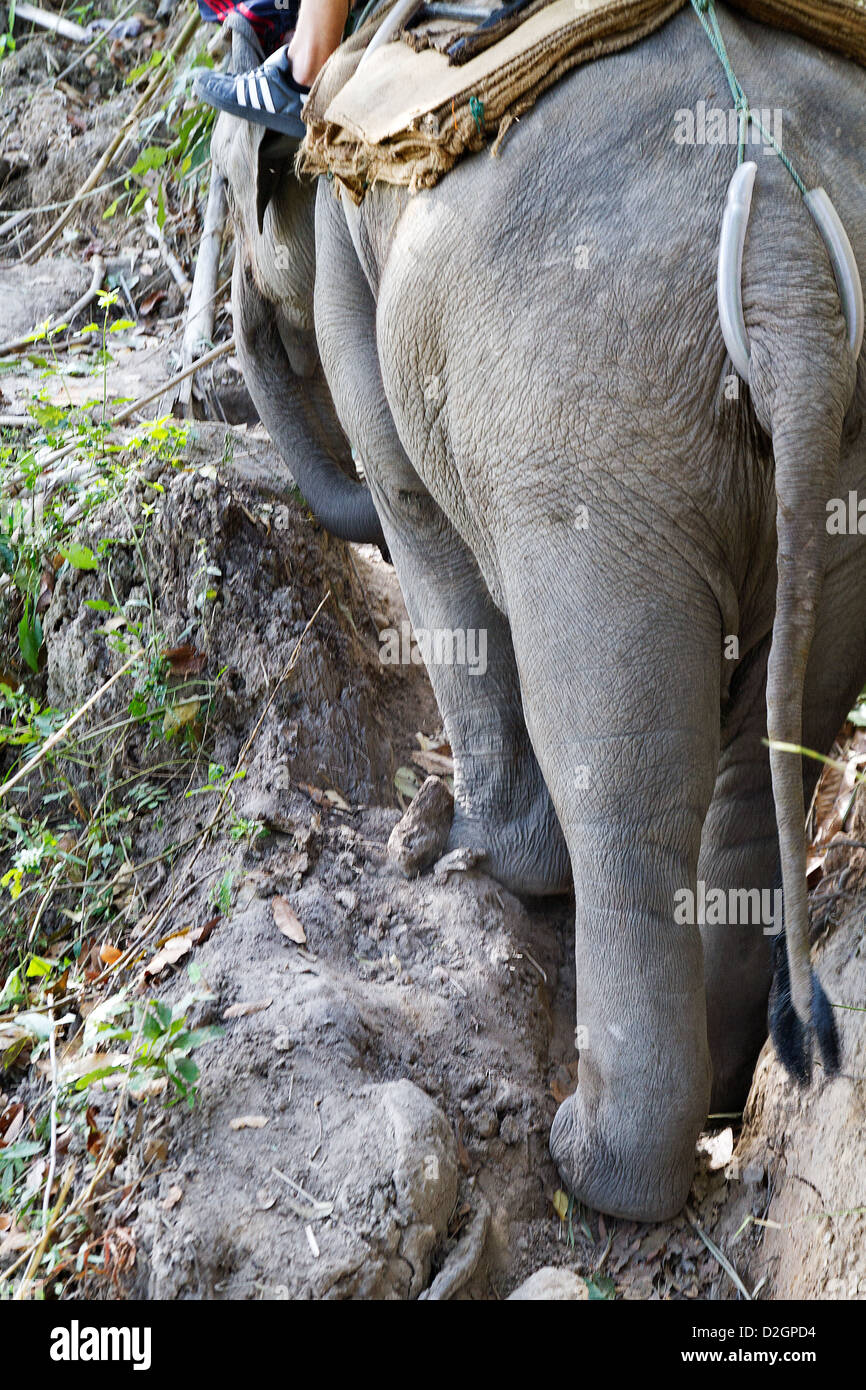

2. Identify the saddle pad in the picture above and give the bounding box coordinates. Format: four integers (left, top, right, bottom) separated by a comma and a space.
299, 0, 866, 200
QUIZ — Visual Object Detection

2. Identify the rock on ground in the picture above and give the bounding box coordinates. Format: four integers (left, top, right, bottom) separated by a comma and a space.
507, 1267, 588, 1300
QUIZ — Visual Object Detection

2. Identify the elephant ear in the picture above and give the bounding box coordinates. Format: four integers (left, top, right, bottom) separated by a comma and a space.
256, 135, 296, 236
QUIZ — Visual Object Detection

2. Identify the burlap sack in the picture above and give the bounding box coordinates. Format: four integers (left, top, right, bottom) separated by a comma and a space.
298, 0, 865, 200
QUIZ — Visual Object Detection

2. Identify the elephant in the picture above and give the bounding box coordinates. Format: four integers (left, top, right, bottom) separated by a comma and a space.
212, 3, 866, 1221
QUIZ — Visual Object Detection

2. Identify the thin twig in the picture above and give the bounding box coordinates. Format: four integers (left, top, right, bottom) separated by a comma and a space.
41, 1008, 59, 1230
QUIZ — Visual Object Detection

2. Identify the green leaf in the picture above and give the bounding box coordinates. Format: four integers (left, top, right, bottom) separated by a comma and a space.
18, 614, 40, 672
128, 693, 149, 720
585, 1275, 616, 1301
103, 199, 119, 220
84, 599, 115, 612
173, 1026, 224, 1052
131, 145, 169, 176
60, 542, 98, 571
74, 1064, 126, 1090
172, 1057, 199, 1085
25, 955, 52, 978
150, 1000, 173, 1033
0, 1140, 43, 1164
156, 181, 167, 231
28, 402, 67, 428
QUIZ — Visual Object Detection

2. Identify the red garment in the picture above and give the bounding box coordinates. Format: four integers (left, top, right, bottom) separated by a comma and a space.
196, 0, 300, 53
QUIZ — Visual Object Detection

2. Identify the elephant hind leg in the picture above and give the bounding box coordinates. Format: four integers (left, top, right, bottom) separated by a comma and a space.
504, 538, 722, 1220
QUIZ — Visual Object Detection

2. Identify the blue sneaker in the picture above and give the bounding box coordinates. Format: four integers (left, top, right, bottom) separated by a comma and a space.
194, 45, 307, 141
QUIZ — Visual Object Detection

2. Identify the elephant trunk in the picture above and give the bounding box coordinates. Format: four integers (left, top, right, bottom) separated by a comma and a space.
232, 253, 387, 548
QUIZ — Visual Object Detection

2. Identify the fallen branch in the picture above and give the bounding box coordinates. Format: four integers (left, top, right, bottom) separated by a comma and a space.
24, 10, 201, 264
113, 337, 235, 424
16, 2, 89, 43
0, 256, 105, 357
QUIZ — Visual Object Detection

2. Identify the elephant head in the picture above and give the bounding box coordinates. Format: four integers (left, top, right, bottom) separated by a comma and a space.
210, 23, 386, 548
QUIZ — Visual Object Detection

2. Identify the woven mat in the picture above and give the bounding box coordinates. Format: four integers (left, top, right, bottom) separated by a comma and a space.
299, 0, 866, 200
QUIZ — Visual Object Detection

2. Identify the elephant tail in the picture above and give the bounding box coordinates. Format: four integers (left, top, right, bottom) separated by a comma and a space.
765, 381, 849, 1085
719, 165, 862, 1083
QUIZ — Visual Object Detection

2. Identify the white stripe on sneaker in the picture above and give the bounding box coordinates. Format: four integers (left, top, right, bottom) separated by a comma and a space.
248, 76, 261, 111
260, 77, 275, 114
236, 79, 247, 107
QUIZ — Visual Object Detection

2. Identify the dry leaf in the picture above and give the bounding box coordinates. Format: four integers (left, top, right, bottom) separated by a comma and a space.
230, 1115, 269, 1131
143, 934, 192, 979
86, 1105, 104, 1158
0, 1230, 31, 1256
0, 1101, 24, 1144
223, 999, 273, 1020
273, 897, 306, 945
162, 644, 207, 676
99, 943, 123, 965
139, 289, 166, 316
192, 915, 219, 946
552, 1189, 570, 1221
162, 1185, 183, 1211
162, 699, 200, 737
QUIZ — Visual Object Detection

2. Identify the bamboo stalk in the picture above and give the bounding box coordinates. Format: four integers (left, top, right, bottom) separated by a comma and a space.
177, 172, 228, 416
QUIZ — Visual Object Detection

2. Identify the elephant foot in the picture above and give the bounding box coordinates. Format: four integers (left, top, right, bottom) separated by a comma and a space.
447, 802, 572, 897
549, 1090, 698, 1223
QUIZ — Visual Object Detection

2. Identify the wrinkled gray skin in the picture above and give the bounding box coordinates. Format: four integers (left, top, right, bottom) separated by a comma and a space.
214, 6, 866, 1220
212, 42, 385, 548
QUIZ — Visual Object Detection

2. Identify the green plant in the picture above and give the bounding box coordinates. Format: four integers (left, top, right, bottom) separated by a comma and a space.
73, 988, 224, 1108
210, 868, 235, 917
0, 0, 16, 59
230, 816, 267, 845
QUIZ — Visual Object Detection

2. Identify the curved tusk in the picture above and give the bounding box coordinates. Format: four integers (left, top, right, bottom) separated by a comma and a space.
803, 186, 865, 364
360, 0, 424, 67
344, 0, 424, 256
717, 160, 757, 383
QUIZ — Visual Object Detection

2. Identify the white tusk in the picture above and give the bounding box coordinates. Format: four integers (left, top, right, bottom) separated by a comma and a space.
717, 160, 757, 383
344, 0, 424, 255
359, 0, 423, 68
804, 186, 865, 364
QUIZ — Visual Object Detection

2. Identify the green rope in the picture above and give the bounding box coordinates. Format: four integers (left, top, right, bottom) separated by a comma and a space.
689, 0, 807, 196
469, 95, 485, 136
